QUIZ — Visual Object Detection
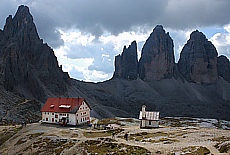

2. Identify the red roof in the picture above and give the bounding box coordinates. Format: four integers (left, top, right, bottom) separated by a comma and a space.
41, 98, 91, 113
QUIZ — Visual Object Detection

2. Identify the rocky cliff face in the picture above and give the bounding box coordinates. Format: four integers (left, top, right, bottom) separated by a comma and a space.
113, 41, 138, 80
138, 25, 175, 81
178, 30, 218, 84
0, 5, 70, 101
217, 55, 230, 82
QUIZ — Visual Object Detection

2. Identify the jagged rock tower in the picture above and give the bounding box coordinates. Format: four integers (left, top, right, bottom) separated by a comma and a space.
0, 5, 70, 101
217, 55, 230, 82
138, 25, 175, 81
113, 41, 138, 80
178, 30, 218, 84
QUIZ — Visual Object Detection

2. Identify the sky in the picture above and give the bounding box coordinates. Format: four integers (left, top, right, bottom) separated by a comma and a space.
0, 0, 230, 82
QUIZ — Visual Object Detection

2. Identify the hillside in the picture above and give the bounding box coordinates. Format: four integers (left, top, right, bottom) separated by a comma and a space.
68, 77, 230, 120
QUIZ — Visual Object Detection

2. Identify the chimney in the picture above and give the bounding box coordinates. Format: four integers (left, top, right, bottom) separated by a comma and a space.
142, 105, 146, 119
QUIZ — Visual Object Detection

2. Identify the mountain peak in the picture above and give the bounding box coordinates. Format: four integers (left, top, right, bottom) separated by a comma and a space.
17, 5, 30, 12
0, 5, 70, 101
13, 5, 34, 28
178, 30, 218, 84
190, 30, 206, 41
113, 41, 138, 80
3, 5, 38, 43
139, 25, 175, 81
153, 25, 165, 32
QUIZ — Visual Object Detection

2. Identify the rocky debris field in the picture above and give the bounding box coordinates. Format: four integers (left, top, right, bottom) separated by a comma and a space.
0, 117, 229, 155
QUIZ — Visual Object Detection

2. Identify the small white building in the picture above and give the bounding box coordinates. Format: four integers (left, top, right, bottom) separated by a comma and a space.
139, 105, 159, 128
41, 98, 91, 126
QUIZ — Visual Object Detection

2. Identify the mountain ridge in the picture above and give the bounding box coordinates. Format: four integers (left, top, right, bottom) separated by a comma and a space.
0, 5, 230, 123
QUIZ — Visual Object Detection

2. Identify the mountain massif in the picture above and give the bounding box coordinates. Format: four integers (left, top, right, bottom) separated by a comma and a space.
0, 5, 230, 123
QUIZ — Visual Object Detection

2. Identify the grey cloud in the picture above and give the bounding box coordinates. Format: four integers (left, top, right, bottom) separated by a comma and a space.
1, 0, 230, 49
0, 3, 18, 29
160, 0, 230, 30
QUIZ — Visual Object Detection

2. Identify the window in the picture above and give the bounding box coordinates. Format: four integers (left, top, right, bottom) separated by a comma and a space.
45, 112, 46, 114
48, 113, 49, 115
76, 114, 78, 116
52, 113, 54, 115
55, 115, 58, 118
149, 121, 151, 125
46, 118, 48, 121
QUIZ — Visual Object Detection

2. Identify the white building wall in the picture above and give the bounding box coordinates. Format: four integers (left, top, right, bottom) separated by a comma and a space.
76, 101, 90, 125
145, 120, 159, 128
42, 112, 76, 125
42, 112, 57, 124
68, 114, 76, 125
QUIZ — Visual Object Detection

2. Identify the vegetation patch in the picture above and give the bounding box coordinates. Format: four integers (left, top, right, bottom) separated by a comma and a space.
142, 138, 179, 144
79, 139, 151, 155
169, 131, 190, 138
55, 141, 75, 154
126, 131, 168, 141
212, 136, 230, 153
168, 146, 210, 155
20, 137, 75, 154
60, 130, 70, 135
83, 131, 111, 138
71, 133, 78, 138
97, 118, 120, 125
83, 128, 123, 138
28, 132, 44, 139
0, 126, 22, 146
161, 117, 198, 127
15, 132, 44, 146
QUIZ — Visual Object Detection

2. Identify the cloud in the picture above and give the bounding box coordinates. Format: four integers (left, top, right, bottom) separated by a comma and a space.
2, 0, 230, 49
161, 0, 230, 29
210, 24, 230, 59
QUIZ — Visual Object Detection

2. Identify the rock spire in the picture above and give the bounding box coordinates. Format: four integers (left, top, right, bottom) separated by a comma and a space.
138, 25, 175, 81
217, 55, 230, 82
178, 30, 218, 84
113, 41, 138, 80
0, 5, 70, 101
